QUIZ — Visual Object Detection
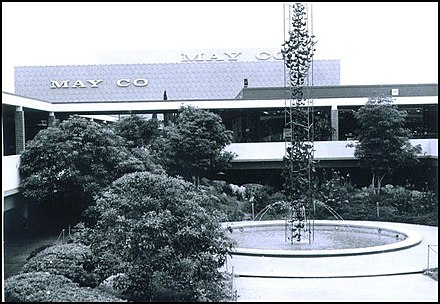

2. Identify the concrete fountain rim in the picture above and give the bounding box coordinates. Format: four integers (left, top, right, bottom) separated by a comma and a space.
222, 220, 422, 257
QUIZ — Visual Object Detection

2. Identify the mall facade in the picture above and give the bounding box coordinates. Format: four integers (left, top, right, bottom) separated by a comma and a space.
2, 48, 438, 231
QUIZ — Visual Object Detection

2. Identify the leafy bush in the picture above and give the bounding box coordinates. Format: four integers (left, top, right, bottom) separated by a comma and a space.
424, 268, 438, 281
26, 244, 54, 261
379, 185, 438, 225
311, 178, 437, 225
21, 243, 99, 287
314, 171, 355, 220
4, 271, 124, 302
84, 171, 235, 301
242, 183, 275, 214
257, 191, 289, 220
198, 179, 246, 222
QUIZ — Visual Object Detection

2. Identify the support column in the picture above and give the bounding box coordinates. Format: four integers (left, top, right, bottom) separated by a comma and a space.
330, 105, 339, 141
48, 111, 56, 126
15, 106, 25, 154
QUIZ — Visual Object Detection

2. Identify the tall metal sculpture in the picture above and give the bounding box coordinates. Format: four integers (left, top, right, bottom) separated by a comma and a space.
281, 3, 316, 244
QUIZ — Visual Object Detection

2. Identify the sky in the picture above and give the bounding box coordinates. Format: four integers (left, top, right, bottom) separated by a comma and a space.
2, 2, 438, 93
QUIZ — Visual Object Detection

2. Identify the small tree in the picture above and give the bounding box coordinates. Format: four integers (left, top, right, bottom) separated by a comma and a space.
350, 95, 422, 194
152, 106, 235, 187
85, 171, 235, 301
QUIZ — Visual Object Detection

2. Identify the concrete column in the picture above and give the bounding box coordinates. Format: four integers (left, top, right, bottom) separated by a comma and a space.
15, 106, 25, 154
330, 105, 339, 141
48, 111, 56, 126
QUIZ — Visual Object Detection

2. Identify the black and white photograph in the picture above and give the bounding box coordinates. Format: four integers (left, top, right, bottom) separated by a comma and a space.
2, 2, 438, 302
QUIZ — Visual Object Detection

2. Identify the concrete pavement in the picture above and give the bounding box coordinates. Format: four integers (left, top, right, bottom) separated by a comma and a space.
2, 221, 438, 302
223, 221, 438, 302
233, 274, 437, 302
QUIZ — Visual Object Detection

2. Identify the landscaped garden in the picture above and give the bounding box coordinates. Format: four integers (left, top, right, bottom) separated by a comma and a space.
5, 102, 437, 301
4, 3, 437, 300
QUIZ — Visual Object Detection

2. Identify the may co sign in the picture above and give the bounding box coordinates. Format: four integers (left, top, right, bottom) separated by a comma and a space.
50, 78, 149, 89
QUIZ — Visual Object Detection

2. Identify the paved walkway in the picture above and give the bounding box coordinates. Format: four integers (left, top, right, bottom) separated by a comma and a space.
223, 221, 438, 302
3, 229, 62, 280
233, 274, 437, 302
2, 222, 438, 302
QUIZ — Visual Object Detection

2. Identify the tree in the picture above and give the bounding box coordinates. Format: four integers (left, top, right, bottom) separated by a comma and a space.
350, 95, 422, 194
151, 105, 235, 187
19, 115, 151, 227
111, 114, 160, 148
84, 171, 235, 301
111, 114, 165, 175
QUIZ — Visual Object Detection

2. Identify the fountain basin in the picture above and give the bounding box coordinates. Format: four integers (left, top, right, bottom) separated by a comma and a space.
223, 220, 422, 257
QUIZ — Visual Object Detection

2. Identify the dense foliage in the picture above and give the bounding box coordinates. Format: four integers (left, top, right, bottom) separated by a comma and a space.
218, 170, 437, 226
21, 243, 99, 287
311, 171, 438, 226
19, 115, 152, 227
350, 95, 422, 193
198, 179, 246, 222
13, 98, 436, 303
4, 272, 124, 302
111, 114, 160, 148
82, 171, 235, 301
151, 106, 235, 186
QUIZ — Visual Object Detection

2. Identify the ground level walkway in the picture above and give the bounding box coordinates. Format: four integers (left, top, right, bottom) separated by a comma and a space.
3, 228, 63, 280
2, 221, 438, 302
224, 221, 438, 302
234, 273, 436, 302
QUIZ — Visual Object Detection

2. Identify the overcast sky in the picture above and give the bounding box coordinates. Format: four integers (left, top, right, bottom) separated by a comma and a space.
2, 2, 438, 93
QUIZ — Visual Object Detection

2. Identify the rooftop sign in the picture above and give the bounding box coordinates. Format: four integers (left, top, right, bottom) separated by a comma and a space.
99, 48, 285, 64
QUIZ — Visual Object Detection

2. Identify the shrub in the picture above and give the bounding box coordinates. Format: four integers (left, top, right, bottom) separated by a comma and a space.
26, 244, 54, 261
4, 271, 124, 302
86, 171, 235, 301
198, 179, 246, 222
314, 171, 355, 220
424, 268, 438, 281
242, 183, 275, 215
312, 183, 438, 226
21, 243, 99, 287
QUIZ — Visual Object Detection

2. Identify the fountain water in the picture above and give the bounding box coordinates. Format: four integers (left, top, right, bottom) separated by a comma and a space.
253, 201, 285, 221
285, 200, 310, 244
225, 196, 421, 255
313, 200, 359, 240
252, 200, 311, 244
223, 220, 421, 256
251, 198, 359, 246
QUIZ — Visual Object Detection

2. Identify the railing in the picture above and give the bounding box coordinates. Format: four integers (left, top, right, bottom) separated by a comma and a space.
55, 225, 73, 244
427, 244, 438, 270
224, 255, 238, 301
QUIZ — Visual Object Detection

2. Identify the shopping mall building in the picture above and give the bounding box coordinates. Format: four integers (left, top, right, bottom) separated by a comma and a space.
2, 48, 438, 230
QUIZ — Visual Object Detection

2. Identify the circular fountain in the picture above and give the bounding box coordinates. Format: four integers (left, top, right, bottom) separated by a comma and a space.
223, 220, 422, 257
